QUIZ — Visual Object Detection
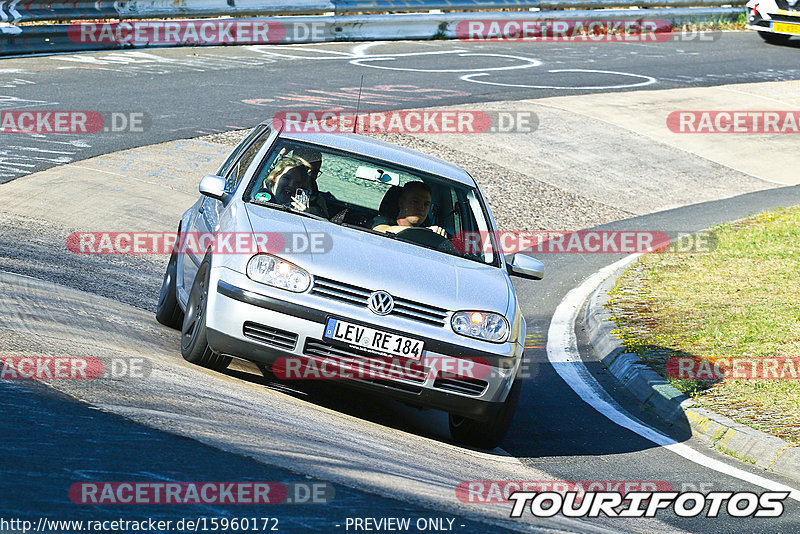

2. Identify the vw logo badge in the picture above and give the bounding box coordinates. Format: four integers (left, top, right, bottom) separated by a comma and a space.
367, 291, 394, 316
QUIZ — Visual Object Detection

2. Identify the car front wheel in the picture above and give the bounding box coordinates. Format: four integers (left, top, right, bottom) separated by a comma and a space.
155, 249, 184, 329
181, 256, 231, 371
449, 377, 522, 450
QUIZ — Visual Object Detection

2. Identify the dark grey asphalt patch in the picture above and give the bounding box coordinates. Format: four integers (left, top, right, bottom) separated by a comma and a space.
0, 379, 520, 533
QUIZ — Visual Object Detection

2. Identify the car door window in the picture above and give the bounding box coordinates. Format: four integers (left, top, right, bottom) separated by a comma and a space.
223, 125, 271, 192
217, 124, 267, 177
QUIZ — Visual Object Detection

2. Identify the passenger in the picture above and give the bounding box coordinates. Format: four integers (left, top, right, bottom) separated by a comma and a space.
372, 181, 447, 237
258, 156, 328, 218
290, 146, 330, 217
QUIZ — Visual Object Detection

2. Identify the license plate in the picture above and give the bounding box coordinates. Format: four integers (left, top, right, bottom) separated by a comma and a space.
772, 22, 800, 34
323, 318, 424, 360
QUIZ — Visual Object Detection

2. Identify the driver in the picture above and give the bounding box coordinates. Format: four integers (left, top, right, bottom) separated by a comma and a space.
372, 181, 448, 237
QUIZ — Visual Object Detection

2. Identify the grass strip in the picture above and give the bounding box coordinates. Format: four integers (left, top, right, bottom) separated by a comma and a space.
608, 206, 800, 444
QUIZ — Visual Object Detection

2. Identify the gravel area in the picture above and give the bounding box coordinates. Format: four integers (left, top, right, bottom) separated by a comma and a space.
199, 130, 632, 232
200, 130, 253, 147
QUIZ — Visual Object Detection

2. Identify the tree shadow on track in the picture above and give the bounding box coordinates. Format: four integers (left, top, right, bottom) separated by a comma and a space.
217, 339, 705, 460
501, 348, 701, 460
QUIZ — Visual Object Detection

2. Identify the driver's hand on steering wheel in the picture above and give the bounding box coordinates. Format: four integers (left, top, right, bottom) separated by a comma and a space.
385, 225, 448, 238
427, 225, 448, 238
382, 225, 405, 235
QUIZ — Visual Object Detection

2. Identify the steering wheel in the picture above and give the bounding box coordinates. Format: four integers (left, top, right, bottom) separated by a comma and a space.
395, 226, 458, 254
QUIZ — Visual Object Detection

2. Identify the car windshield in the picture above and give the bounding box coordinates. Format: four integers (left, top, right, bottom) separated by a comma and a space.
243, 138, 499, 266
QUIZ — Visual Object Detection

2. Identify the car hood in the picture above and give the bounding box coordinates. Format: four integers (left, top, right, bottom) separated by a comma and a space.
243, 204, 511, 315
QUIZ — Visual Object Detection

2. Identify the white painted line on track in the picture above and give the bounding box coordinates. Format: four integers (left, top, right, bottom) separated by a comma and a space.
547, 255, 800, 502
246, 45, 472, 60
246, 46, 543, 76
461, 69, 656, 90
350, 53, 541, 73
351, 42, 380, 56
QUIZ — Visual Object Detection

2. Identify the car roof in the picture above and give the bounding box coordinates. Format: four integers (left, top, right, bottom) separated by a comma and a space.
275, 128, 477, 187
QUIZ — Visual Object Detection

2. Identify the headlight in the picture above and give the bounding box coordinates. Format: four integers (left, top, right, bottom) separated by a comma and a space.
246, 254, 311, 293
451, 311, 509, 343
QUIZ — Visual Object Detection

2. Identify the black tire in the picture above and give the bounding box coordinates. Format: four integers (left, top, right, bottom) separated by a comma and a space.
155, 250, 184, 329
256, 363, 274, 378
449, 377, 522, 450
758, 31, 792, 44
181, 256, 231, 371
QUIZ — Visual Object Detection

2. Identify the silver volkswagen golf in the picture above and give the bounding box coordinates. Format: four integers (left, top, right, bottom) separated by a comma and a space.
156, 118, 544, 449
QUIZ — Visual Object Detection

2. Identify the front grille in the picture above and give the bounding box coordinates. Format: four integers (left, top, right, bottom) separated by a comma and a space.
433, 374, 489, 396
311, 277, 449, 327
769, 14, 800, 22
303, 338, 428, 391
243, 322, 298, 351
368, 380, 425, 394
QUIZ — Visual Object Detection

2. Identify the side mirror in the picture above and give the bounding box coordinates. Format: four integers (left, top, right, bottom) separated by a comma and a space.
199, 174, 227, 200
506, 253, 544, 280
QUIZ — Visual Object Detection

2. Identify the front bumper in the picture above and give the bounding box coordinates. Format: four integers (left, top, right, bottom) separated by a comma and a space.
205, 267, 524, 421
746, 3, 800, 33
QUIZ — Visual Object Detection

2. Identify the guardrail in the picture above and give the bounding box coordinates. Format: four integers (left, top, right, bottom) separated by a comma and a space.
0, 0, 745, 23
0, 1, 329, 23
0, 7, 744, 56
334, 0, 747, 10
